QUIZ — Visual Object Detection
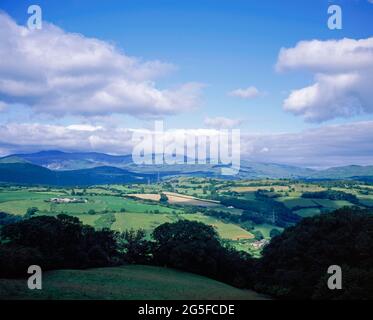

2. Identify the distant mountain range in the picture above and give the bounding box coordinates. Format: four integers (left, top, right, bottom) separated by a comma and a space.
0, 162, 154, 186
0, 150, 373, 186
5, 150, 133, 170
307, 165, 373, 180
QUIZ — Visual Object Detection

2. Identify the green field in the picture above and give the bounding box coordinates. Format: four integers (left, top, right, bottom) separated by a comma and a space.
55, 196, 180, 215
0, 191, 180, 216
358, 198, 373, 207
0, 188, 255, 242
310, 199, 354, 210
180, 213, 254, 240
277, 197, 318, 209
72, 213, 104, 226
101, 212, 254, 241
0, 190, 63, 215
0, 190, 63, 203
0, 265, 267, 300
112, 212, 177, 233
294, 208, 322, 217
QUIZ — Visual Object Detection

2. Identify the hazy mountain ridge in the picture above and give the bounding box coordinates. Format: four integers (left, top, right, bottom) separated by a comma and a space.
307, 165, 373, 179
9, 150, 133, 171
0, 156, 29, 164
0, 150, 372, 185
0, 162, 153, 186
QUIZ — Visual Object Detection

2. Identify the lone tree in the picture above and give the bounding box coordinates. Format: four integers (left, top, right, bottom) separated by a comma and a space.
269, 229, 281, 238
24, 207, 39, 218
159, 193, 168, 204
152, 220, 221, 276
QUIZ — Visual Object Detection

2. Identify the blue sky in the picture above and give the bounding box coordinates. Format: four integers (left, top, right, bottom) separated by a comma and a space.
0, 0, 373, 166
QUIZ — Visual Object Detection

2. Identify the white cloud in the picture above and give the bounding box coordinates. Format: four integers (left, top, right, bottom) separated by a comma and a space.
276, 38, 373, 72
0, 101, 8, 112
2, 121, 373, 168
260, 147, 269, 153
277, 38, 373, 122
0, 13, 203, 118
0, 123, 134, 155
0, 123, 229, 158
204, 117, 243, 129
243, 121, 373, 168
229, 86, 260, 99
66, 124, 104, 132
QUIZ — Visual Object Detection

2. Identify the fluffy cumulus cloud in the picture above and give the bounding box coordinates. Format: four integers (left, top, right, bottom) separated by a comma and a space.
277, 38, 373, 122
228, 86, 260, 99
204, 117, 243, 129
244, 121, 373, 168
0, 123, 134, 155
0, 13, 203, 118
0, 122, 233, 160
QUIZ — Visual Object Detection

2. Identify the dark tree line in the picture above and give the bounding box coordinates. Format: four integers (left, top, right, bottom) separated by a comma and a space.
0, 211, 22, 226
301, 190, 359, 204
0, 216, 254, 288
1, 207, 373, 299
254, 207, 373, 299
0, 214, 119, 277
151, 220, 255, 288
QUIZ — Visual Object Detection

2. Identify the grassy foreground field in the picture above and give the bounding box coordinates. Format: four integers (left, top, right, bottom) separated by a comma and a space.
0, 265, 267, 300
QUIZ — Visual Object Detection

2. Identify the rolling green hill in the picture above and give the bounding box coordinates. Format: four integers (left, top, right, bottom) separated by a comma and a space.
308, 165, 373, 179
0, 156, 28, 164
0, 163, 57, 184
239, 160, 315, 179
0, 265, 267, 300
0, 163, 154, 186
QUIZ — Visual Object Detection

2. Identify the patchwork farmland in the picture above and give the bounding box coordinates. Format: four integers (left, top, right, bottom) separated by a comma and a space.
1, 177, 370, 257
